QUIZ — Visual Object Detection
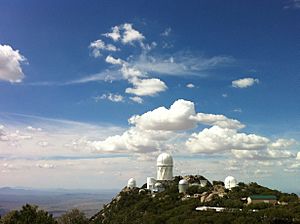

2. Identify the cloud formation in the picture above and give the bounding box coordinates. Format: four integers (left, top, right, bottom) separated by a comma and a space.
0, 44, 26, 83
232, 77, 259, 88
125, 77, 167, 96
94, 93, 124, 103
103, 23, 144, 44
89, 39, 119, 58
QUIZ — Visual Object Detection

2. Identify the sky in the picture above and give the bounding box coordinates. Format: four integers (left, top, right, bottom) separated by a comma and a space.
0, 0, 300, 192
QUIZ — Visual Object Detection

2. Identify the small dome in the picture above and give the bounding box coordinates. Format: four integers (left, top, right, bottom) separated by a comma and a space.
179, 179, 188, 185
127, 178, 136, 188
157, 153, 173, 166
155, 182, 163, 187
224, 176, 237, 189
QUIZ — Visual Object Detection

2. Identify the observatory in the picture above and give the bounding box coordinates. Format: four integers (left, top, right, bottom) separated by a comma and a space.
178, 179, 189, 194
147, 177, 156, 192
157, 153, 173, 180
127, 178, 136, 189
224, 176, 237, 189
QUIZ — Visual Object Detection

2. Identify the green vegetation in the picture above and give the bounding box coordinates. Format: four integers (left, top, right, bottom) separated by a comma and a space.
58, 209, 89, 224
0, 204, 56, 224
90, 178, 300, 224
1, 178, 299, 224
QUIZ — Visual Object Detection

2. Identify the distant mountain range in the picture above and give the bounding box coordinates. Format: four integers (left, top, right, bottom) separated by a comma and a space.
0, 187, 118, 218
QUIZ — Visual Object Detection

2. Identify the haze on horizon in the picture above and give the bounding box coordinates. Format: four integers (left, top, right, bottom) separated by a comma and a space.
0, 0, 299, 193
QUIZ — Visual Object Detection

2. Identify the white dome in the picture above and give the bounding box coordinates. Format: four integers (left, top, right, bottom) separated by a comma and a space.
179, 179, 188, 185
155, 182, 162, 188
224, 176, 237, 189
157, 153, 173, 166
127, 178, 136, 188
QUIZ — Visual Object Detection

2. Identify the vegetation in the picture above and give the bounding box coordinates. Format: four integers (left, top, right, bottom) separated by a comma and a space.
1, 178, 299, 224
0, 204, 56, 224
90, 178, 300, 224
58, 209, 89, 224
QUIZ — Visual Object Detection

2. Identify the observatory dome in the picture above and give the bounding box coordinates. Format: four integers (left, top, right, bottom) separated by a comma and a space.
178, 179, 189, 193
179, 179, 188, 185
224, 176, 237, 189
157, 153, 173, 166
127, 178, 136, 189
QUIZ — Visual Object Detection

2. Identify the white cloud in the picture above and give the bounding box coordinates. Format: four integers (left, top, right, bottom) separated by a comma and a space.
130, 96, 143, 104
161, 27, 171, 36
125, 77, 167, 96
36, 163, 55, 169
297, 152, 300, 160
94, 93, 124, 103
103, 23, 145, 44
27, 126, 42, 132
269, 138, 296, 149
122, 23, 145, 44
87, 127, 174, 153
105, 55, 124, 65
132, 53, 234, 76
0, 44, 26, 83
232, 148, 294, 160
89, 39, 119, 58
232, 77, 259, 88
120, 64, 144, 79
186, 126, 270, 153
103, 25, 121, 41
186, 83, 195, 88
191, 113, 245, 129
233, 108, 242, 113
129, 99, 245, 131
129, 99, 197, 131
222, 93, 228, 98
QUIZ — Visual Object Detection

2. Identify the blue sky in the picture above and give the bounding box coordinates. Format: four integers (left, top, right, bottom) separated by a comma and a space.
0, 0, 299, 192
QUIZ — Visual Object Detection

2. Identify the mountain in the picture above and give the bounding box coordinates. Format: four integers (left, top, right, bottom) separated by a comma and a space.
0, 187, 117, 218
89, 176, 300, 224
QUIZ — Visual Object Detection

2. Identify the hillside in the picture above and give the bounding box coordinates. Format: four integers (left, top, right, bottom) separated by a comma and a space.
90, 176, 300, 224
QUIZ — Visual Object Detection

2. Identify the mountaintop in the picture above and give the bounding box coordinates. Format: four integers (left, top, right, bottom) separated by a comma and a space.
89, 175, 300, 224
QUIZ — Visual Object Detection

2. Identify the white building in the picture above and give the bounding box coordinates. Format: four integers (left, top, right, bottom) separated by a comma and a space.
147, 177, 156, 192
157, 153, 173, 180
224, 176, 237, 189
127, 178, 136, 189
178, 179, 189, 194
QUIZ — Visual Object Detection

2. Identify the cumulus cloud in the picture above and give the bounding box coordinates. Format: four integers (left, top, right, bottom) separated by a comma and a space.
186, 126, 269, 153
0, 44, 26, 83
269, 138, 296, 149
232, 77, 259, 88
125, 77, 167, 96
122, 23, 145, 44
130, 96, 143, 104
129, 99, 244, 131
89, 39, 119, 58
87, 127, 174, 153
94, 93, 124, 103
232, 148, 294, 160
103, 23, 144, 44
105, 55, 124, 65
0, 125, 32, 142
186, 83, 195, 88
297, 152, 300, 160
191, 113, 245, 129
103, 25, 121, 41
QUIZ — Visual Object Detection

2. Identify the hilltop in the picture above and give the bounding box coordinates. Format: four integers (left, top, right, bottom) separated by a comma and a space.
90, 175, 300, 224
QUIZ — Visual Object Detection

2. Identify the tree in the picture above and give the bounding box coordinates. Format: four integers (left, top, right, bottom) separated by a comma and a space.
1, 204, 56, 224
58, 209, 88, 224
